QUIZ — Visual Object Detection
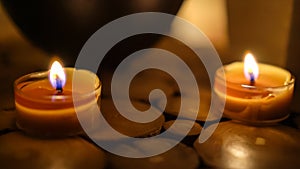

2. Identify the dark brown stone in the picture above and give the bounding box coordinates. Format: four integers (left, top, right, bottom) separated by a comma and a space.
0, 132, 106, 169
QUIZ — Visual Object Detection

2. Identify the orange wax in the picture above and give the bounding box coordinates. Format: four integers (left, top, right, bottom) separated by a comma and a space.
14, 68, 101, 137
214, 62, 295, 124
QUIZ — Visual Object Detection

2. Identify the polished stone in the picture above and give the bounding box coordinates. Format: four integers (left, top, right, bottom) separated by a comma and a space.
194, 121, 300, 168
0, 132, 106, 169
107, 139, 199, 169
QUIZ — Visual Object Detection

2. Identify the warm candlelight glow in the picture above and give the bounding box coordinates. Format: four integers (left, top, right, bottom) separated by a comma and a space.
244, 53, 259, 83
214, 54, 295, 124
49, 61, 66, 91
14, 61, 101, 136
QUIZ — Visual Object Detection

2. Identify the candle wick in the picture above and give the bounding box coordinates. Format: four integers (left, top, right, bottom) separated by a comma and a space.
55, 77, 63, 93
249, 72, 255, 86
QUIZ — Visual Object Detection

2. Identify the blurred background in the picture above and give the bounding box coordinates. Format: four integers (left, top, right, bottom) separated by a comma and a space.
0, 0, 299, 111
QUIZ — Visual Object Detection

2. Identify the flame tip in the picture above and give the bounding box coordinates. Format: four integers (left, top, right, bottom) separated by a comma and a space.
49, 60, 66, 90
243, 52, 259, 82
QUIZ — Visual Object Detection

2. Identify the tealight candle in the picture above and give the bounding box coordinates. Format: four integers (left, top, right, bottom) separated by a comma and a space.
214, 53, 295, 124
14, 61, 101, 136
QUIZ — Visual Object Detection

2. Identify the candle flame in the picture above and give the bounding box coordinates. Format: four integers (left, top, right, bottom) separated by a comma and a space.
244, 53, 259, 82
49, 61, 66, 90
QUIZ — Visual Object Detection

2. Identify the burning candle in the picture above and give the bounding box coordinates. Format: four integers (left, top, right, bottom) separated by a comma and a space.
214, 52, 295, 124
14, 60, 101, 137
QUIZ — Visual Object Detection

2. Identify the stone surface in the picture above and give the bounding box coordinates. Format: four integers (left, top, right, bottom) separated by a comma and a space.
194, 121, 300, 169
156, 89, 212, 121
107, 139, 199, 169
163, 119, 202, 136
293, 115, 300, 129
0, 109, 16, 131
0, 132, 106, 169
93, 99, 165, 139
